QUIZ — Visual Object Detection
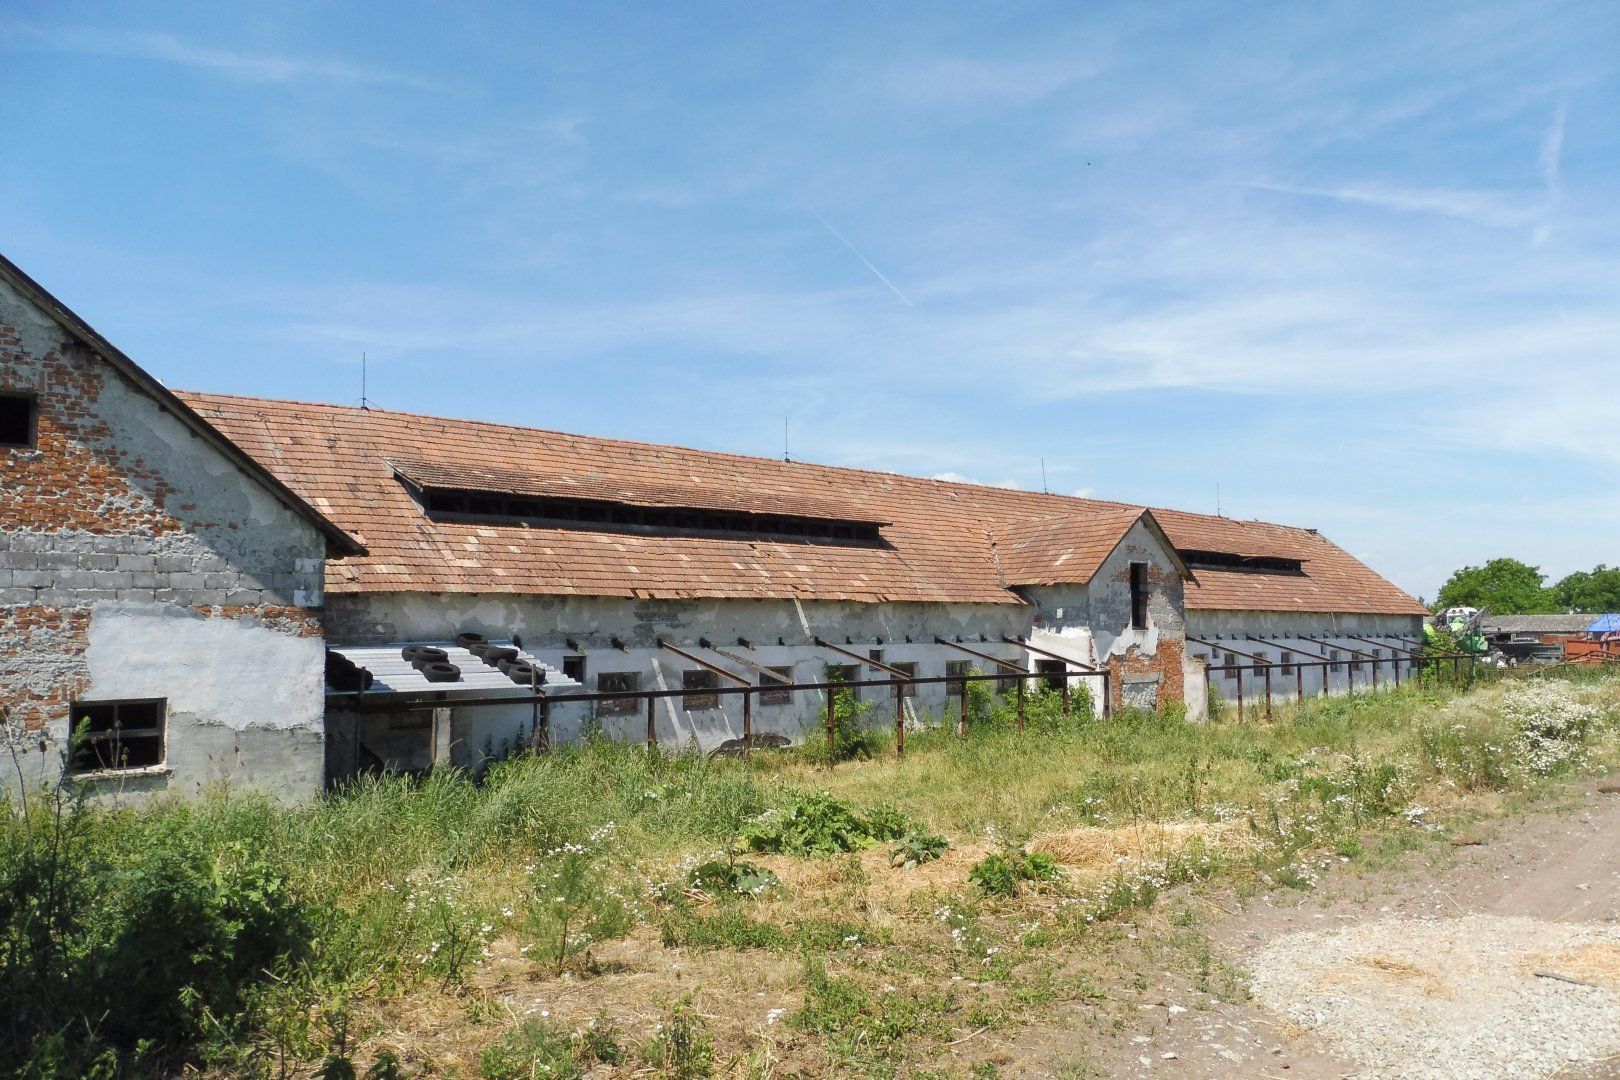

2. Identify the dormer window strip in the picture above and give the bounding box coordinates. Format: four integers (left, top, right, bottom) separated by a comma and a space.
416, 484, 883, 543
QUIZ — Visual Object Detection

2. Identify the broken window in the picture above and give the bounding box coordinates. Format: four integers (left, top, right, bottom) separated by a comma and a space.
0, 392, 37, 449
758, 665, 794, 707
867, 648, 884, 667
1278, 650, 1294, 676
681, 669, 720, 710
67, 699, 165, 773
996, 663, 1021, 693
596, 671, 640, 715
945, 660, 970, 697
825, 663, 860, 701
562, 655, 586, 683
1223, 651, 1239, 681
1036, 658, 1067, 692
1129, 563, 1148, 630
1328, 648, 1343, 673
891, 661, 917, 698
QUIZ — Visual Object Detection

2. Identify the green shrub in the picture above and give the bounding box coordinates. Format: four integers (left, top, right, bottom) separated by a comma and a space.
736, 793, 911, 857
0, 791, 312, 1075
889, 829, 948, 869
804, 681, 881, 763
687, 856, 780, 898
969, 849, 1060, 897
523, 831, 634, 976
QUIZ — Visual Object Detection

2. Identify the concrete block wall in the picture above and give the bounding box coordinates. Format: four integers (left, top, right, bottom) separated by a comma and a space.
1, 277, 329, 800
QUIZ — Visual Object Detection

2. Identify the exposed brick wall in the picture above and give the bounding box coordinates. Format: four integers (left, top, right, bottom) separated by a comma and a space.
1, 279, 328, 743
1108, 636, 1186, 711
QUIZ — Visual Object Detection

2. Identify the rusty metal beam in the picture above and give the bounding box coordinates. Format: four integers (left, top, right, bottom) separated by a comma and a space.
1002, 635, 1102, 672
934, 636, 1030, 673
814, 637, 910, 677
1187, 635, 1272, 665
655, 639, 751, 686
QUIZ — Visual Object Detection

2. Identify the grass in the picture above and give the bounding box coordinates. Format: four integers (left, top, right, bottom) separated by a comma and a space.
4, 667, 1619, 1077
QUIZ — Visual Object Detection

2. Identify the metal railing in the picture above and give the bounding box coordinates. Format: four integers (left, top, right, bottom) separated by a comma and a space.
1204, 651, 1480, 721
337, 667, 1114, 759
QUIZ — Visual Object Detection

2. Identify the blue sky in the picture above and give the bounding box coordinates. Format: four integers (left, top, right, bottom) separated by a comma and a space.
4, 1, 1617, 601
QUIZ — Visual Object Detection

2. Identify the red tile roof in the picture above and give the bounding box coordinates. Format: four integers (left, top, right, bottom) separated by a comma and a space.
176, 392, 1426, 616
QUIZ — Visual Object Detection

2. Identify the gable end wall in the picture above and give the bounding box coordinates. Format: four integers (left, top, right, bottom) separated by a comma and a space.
0, 278, 327, 800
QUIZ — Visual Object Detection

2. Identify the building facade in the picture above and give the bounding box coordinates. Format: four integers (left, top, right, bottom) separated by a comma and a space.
0, 256, 359, 800
1, 255, 1427, 798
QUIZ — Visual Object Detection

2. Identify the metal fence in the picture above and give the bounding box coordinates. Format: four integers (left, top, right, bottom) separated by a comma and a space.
337, 649, 1484, 760
1204, 651, 1480, 721
348, 666, 1114, 759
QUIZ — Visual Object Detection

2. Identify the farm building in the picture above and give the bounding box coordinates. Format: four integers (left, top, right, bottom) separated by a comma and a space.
3, 255, 1427, 796
0, 254, 362, 801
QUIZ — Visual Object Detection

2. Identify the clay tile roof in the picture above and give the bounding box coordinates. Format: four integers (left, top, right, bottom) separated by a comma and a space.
988, 507, 1152, 587
1149, 508, 1427, 616
387, 456, 886, 525
174, 391, 1425, 616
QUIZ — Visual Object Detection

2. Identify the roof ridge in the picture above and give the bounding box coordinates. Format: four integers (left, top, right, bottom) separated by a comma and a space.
176, 390, 1325, 534
178, 389, 1149, 509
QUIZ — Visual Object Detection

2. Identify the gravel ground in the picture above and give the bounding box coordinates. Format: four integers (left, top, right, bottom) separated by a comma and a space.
1249, 913, 1620, 1079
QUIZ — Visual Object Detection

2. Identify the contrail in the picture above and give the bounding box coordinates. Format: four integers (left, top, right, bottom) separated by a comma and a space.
813, 212, 913, 306
1539, 97, 1567, 195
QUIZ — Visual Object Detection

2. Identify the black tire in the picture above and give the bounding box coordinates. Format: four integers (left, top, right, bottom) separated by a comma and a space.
402, 646, 449, 664
467, 642, 494, 659
484, 646, 519, 666
328, 665, 373, 692
506, 662, 544, 686
420, 662, 462, 683
455, 632, 488, 649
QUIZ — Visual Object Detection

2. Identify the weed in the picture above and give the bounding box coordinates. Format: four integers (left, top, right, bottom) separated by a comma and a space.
736, 792, 911, 856
479, 1015, 622, 1079
687, 856, 780, 898
642, 1001, 714, 1079
969, 848, 1061, 897
889, 827, 949, 868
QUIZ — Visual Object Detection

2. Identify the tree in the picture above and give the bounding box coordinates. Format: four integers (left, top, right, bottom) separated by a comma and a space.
1553, 565, 1620, 614
1434, 558, 1557, 614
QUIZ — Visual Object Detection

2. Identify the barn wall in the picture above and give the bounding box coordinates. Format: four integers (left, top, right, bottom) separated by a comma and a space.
0, 277, 327, 801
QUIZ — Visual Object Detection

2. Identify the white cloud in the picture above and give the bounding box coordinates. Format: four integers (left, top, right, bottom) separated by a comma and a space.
10, 25, 432, 88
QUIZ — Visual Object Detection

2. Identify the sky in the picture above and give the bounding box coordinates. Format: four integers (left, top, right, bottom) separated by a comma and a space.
3, 1, 1617, 602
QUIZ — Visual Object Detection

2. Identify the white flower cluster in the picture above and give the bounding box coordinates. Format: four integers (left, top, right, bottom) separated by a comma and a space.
1501, 681, 1604, 776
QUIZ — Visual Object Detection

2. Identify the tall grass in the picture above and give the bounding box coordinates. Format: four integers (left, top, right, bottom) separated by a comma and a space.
3, 668, 1616, 1075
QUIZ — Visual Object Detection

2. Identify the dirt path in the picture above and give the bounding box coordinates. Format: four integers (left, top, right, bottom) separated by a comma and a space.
1006, 781, 1620, 1079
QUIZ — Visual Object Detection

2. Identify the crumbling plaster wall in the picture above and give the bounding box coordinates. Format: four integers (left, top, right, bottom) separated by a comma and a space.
1018, 518, 1188, 713
327, 593, 1040, 754
1, 278, 327, 801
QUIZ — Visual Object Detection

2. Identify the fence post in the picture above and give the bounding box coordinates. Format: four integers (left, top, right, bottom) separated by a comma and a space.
895, 679, 906, 757
1372, 658, 1379, 691
743, 689, 753, 761
1016, 676, 1026, 733
646, 696, 656, 752
1295, 664, 1304, 703
538, 696, 551, 753
1263, 666, 1273, 720
1321, 660, 1329, 699
1102, 669, 1113, 719
1236, 670, 1245, 722
826, 686, 836, 754
959, 679, 968, 737
1062, 679, 1071, 715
